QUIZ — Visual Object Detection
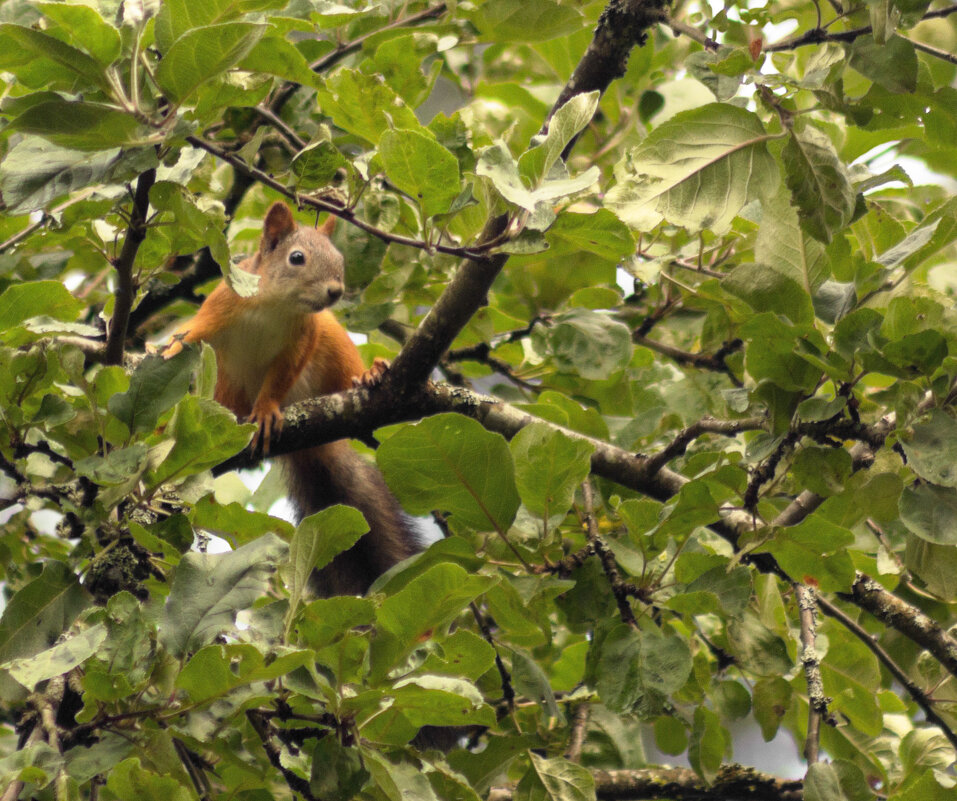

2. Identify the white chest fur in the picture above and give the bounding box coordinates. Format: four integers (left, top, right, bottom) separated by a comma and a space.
211, 304, 304, 406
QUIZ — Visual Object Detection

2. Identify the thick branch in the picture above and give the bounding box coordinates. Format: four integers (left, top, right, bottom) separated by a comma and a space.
105, 168, 156, 365
544, 0, 672, 151
842, 574, 957, 680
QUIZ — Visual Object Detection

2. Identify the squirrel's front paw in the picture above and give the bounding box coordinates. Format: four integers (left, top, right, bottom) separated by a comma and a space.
353, 357, 390, 388
249, 401, 283, 454
162, 340, 183, 360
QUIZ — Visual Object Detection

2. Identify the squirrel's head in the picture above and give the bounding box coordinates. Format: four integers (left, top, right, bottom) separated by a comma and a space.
255, 202, 345, 313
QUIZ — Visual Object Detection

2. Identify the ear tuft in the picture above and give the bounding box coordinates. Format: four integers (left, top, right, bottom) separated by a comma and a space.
318, 214, 337, 236
261, 202, 297, 251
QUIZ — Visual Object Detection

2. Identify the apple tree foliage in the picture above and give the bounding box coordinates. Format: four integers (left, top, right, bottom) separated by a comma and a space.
0, 0, 957, 799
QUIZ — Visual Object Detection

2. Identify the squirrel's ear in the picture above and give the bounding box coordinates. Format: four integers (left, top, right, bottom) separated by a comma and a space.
318, 214, 336, 236
261, 202, 296, 251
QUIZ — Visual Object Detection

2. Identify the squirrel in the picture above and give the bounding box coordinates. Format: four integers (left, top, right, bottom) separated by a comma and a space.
164, 201, 419, 596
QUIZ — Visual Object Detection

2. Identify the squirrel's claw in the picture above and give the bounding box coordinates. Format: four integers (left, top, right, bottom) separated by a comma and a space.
249, 401, 283, 454
354, 357, 390, 388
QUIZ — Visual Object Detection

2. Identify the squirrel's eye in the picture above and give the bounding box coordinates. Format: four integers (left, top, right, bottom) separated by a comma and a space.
288, 250, 306, 266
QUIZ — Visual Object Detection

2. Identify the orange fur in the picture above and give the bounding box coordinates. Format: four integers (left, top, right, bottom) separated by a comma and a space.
164, 202, 418, 595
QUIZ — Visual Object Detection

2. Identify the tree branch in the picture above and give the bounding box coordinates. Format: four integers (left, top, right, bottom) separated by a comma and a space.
634, 336, 743, 385
766, 3, 957, 51
644, 415, 765, 475
268, 3, 449, 112
817, 595, 957, 753
794, 584, 832, 764
582, 479, 639, 627
105, 168, 156, 365
841, 574, 957, 681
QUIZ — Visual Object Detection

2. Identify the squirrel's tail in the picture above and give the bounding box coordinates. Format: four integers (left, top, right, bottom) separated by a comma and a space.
282, 441, 420, 596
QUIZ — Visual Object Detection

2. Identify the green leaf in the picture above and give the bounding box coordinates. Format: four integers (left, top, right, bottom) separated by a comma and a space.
108, 349, 199, 435
900, 411, 957, 487
723, 262, 814, 325
162, 533, 289, 657
470, 0, 584, 42
605, 103, 779, 234
5, 625, 106, 689
0, 562, 88, 700
519, 91, 599, 185
752, 678, 792, 741
820, 627, 882, 736
285, 505, 368, 633
378, 129, 461, 218
297, 596, 375, 650
376, 563, 497, 645
292, 140, 349, 190
510, 423, 594, 520
0, 281, 83, 333
239, 30, 322, 87
310, 737, 369, 801
147, 396, 254, 487
516, 753, 596, 801
75, 444, 149, 487
7, 101, 148, 151
0, 137, 149, 215
727, 614, 791, 676
782, 125, 857, 244
154, 0, 284, 51
531, 310, 633, 379
804, 762, 846, 801
757, 190, 830, 293
377, 414, 520, 533
316, 68, 422, 145
37, 3, 121, 65
106, 758, 192, 801
149, 181, 231, 273
420, 630, 497, 681
176, 643, 311, 702
588, 625, 692, 714
545, 210, 635, 262
900, 483, 957, 545
0, 745, 62, 790
849, 35, 918, 94
0, 23, 111, 91
508, 646, 560, 719
156, 23, 267, 103
689, 707, 727, 783
791, 446, 854, 497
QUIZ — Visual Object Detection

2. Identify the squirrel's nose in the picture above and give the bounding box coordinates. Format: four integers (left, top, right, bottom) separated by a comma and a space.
326, 283, 343, 304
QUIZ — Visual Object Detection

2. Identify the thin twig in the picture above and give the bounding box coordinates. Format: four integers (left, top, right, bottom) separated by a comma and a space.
657, 13, 720, 50
105, 168, 156, 365
766, 3, 957, 51
634, 335, 744, 386
252, 105, 307, 150
903, 34, 957, 65
644, 415, 765, 474
470, 602, 515, 713
186, 136, 495, 262
269, 3, 449, 111
581, 480, 638, 627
